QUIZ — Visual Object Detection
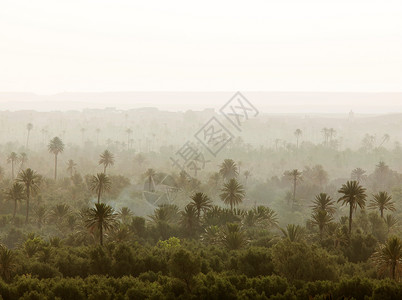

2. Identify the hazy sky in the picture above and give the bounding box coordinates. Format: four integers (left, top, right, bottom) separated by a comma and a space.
0, 0, 401, 94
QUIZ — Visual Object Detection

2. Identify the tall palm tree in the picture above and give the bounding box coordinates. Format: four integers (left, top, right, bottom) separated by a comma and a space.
90, 173, 111, 204
220, 178, 245, 211
143, 168, 156, 192
311, 193, 336, 216
369, 191, 395, 218
26, 123, 33, 149
351, 167, 367, 182
243, 170, 251, 187
84, 203, 118, 246
19, 152, 28, 170
118, 207, 133, 224
219, 159, 238, 181
5, 183, 25, 219
0, 246, 16, 282
384, 214, 398, 234
7, 152, 19, 179
294, 129, 302, 148
281, 224, 304, 242
17, 168, 40, 224
48, 137, 64, 180
284, 169, 302, 203
372, 236, 402, 280
189, 192, 212, 219
99, 150, 115, 173
337, 181, 367, 234
311, 210, 334, 240
66, 159, 77, 177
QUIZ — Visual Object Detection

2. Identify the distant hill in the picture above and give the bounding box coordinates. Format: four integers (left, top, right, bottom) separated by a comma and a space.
0, 92, 401, 113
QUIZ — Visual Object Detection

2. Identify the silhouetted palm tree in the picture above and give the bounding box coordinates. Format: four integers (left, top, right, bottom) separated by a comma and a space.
90, 173, 111, 204
84, 203, 118, 246
351, 167, 367, 182
284, 169, 302, 203
179, 204, 199, 237
338, 180, 367, 234
384, 214, 398, 234
66, 159, 77, 177
372, 236, 402, 280
17, 168, 40, 224
7, 152, 19, 180
26, 123, 33, 149
219, 159, 238, 181
311, 210, 334, 240
5, 182, 25, 219
189, 192, 212, 219
220, 178, 245, 211
99, 150, 115, 173
294, 129, 302, 148
369, 191, 395, 218
311, 193, 336, 216
19, 153, 28, 170
48, 137, 64, 180
118, 207, 133, 224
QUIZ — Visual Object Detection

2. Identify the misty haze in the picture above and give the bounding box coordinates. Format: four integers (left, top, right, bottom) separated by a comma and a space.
1, 0, 402, 299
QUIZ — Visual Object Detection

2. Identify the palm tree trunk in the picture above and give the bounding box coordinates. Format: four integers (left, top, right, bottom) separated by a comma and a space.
293, 178, 297, 203
26, 188, 30, 224
11, 161, 14, 180
97, 187, 101, 204
104, 165, 106, 174
54, 154, 58, 180
26, 130, 30, 149
392, 262, 396, 280
349, 204, 353, 234
99, 224, 103, 246
381, 209, 384, 218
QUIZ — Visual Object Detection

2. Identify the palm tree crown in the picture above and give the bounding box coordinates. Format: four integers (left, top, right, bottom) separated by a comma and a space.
338, 180, 367, 234
369, 191, 395, 218
372, 236, 402, 280
99, 150, 115, 173
7, 152, 20, 180
5, 182, 25, 219
84, 203, 118, 246
90, 173, 112, 204
220, 178, 245, 211
17, 168, 41, 224
189, 192, 212, 219
48, 136, 65, 180
311, 193, 336, 216
219, 159, 239, 181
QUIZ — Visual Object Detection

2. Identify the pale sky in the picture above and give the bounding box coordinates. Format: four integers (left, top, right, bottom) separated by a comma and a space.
0, 0, 401, 94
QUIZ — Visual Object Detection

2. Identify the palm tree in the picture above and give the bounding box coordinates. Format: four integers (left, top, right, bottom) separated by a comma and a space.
90, 173, 111, 204
281, 224, 304, 242
311, 210, 334, 240
351, 168, 367, 182
311, 193, 336, 216
378, 133, 390, 148
221, 223, 247, 250
143, 168, 156, 192
126, 128, 133, 150
7, 152, 19, 179
384, 214, 398, 234
0, 246, 16, 282
284, 169, 302, 203
26, 123, 33, 149
84, 203, 118, 246
294, 129, 302, 148
50, 204, 70, 228
189, 192, 212, 219
369, 191, 395, 218
66, 159, 77, 177
5, 183, 25, 219
118, 207, 133, 224
179, 204, 200, 237
338, 181, 367, 234
99, 150, 115, 173
48, 137, 64, 180
17, 168, 40, 224
220, 178, 245, 211
372, 236, 402, 280
243, 170, 251, 187
219, 159, 238, 181
33, 206, 48, 229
